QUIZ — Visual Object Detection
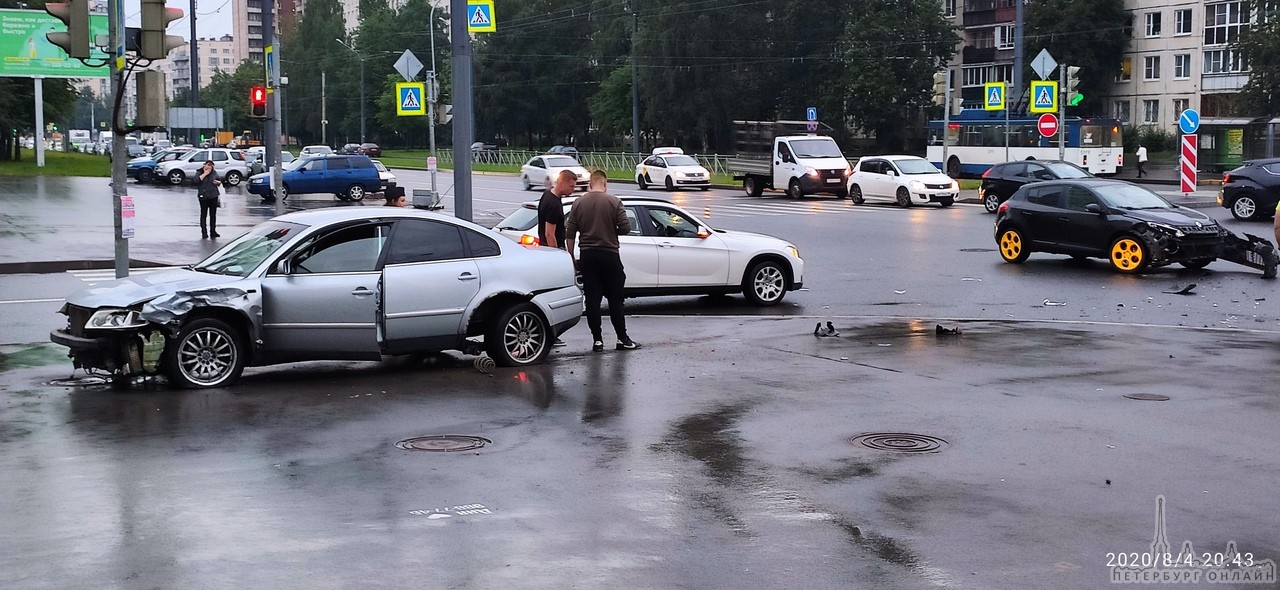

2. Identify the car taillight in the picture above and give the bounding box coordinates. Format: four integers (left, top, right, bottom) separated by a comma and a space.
1222, 173, 1230, 184
982, 167, 992, 178
997, 202, 1009, 215
518, 234, 539, 246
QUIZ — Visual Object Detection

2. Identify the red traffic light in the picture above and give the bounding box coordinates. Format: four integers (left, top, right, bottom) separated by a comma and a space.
250, 86, 267, 117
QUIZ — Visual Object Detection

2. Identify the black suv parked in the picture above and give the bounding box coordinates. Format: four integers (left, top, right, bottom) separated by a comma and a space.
979, 160, 1093, 213
1219, 158, 1280, 220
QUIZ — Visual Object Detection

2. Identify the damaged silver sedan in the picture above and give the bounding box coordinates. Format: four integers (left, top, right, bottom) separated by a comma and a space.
51, 208, 584, 388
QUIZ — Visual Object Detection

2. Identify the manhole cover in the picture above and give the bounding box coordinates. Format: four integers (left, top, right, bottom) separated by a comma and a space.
47, 376, 110, 387
1124, 393, 1170, 401
396, 435, 492, 452
959, 248, 996, 253
850, 432, 948, 453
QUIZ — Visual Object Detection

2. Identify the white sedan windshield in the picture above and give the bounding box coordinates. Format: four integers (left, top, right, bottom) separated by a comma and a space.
545, 156, 579, 167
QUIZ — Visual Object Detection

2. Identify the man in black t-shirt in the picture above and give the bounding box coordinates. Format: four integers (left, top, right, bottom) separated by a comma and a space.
538, 170, 577, 249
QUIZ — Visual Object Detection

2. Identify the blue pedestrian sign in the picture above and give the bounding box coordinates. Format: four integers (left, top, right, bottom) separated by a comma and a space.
983, 82, 1005, 111
806, 107, 817, 121
467, 0, 496, 33
1029, 80, 1058, 113
396, 82, 426, 117
1179, 108, 1200, 134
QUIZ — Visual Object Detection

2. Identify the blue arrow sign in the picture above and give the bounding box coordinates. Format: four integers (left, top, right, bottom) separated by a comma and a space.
1179, 108, 1200, 134
806, 107, 817, 121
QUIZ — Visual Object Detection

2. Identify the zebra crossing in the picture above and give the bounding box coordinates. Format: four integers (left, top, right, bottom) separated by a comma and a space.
67, 266, 186, 285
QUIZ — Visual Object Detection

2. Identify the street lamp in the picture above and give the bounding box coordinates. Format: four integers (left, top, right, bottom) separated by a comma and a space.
335, 38, 365, 144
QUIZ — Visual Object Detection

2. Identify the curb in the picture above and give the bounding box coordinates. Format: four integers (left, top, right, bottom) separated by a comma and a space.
0, 259, 172, 276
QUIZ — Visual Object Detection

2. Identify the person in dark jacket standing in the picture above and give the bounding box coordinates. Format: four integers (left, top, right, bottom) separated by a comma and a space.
539, 169, 576, 347
565, 170, 639, 352
196, 160, 221, 238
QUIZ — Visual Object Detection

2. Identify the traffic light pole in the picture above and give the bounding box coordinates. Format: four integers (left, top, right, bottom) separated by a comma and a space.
264, 0, 283, 210
1058, 65, 1066, 160
109, 0, 128, 278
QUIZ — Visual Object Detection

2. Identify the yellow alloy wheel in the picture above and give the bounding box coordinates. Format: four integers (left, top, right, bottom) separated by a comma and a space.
999, 228, 1028, 263
1110, 237, 1147, 273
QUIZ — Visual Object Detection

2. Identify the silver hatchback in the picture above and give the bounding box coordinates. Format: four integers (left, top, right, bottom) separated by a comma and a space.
51, 208, 584, 388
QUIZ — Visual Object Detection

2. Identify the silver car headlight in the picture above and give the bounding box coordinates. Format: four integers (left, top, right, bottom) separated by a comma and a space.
86, 308, 147, 330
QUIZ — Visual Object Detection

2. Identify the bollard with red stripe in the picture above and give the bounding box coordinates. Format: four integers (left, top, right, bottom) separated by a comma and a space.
1180, 134, 1197, 194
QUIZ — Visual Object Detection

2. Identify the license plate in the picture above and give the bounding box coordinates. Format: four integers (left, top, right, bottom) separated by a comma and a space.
826, 178, 840, 184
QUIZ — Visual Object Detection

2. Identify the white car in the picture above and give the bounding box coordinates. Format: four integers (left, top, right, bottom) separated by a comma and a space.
494, 196, 804, 306
847, 155, 959, 207
300, 145, 334, 157
372, 159, 396, 191
635, 147, 711, 190
156, 147, 250, 186
521, 155, 589, 192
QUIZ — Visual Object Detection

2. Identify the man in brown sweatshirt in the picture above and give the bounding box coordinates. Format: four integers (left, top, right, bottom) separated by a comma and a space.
565, 170, 639, 351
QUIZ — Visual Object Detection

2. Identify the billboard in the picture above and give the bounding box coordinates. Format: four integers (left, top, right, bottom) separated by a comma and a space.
0, 9, 109, 78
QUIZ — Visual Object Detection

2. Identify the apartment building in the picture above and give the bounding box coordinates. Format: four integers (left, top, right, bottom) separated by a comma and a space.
944, 0, 1252, 126
232, 0, 293, 62
164, 36, 241, 97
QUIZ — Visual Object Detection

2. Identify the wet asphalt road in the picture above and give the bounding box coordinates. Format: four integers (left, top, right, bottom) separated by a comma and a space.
1, 173, 1278, 589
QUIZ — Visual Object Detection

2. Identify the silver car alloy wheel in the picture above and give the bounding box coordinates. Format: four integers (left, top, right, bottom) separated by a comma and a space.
177, 325, 238, 386
503, 310, 546, 364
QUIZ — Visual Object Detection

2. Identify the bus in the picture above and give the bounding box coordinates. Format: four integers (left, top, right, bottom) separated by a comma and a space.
926, 110, 1124, 178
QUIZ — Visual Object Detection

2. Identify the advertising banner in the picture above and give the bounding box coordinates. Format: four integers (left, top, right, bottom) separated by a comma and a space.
0, 9, 109, 78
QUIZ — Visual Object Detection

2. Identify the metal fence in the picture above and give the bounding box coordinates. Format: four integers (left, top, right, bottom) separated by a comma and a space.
434, 150, 739, 176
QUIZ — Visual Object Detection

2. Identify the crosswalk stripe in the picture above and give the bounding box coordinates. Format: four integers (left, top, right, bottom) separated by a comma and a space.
67, 266, 185, 285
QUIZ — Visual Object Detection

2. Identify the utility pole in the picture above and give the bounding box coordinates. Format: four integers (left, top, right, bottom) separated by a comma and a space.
1058, 64, 1066, 160
189, 0, 198, 145
450, 0, 473, 221
264, 0, 282, 212
321, 71, 327, 146
1013, 0, 1024, 111
628, 1, 639, 159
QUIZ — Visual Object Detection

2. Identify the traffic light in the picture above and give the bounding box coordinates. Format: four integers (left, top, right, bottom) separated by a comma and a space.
1066, 66, 1083, 107
439, 104, 453, 124
135, 71, 167, 130
140, 0, 186, 60
251, 86, 267, 118
932, 71, 948, 107
45, 0, 91, 59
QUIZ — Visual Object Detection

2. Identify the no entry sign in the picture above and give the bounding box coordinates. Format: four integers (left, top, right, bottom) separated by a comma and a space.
1037, 113, 1059, 138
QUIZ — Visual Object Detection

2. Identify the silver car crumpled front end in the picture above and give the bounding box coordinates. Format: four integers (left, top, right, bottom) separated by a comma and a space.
50, 286, 256, 379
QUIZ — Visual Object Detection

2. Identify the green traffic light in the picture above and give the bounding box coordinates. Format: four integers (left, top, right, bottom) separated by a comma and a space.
1069, 93, 1084, 106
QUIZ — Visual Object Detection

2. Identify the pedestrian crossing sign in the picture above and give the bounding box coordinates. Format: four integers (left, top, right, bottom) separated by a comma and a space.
983, 82, 1005, 111
1030, 80, 1058, 113
467, 0, 496, 33
396, 82, 426, 117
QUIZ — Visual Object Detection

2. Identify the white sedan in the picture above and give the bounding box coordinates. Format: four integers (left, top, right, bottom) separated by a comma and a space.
635, 148, 711, 190
521, 155, 589, 192
847, 155, 959, 207
494, 196, 804, 306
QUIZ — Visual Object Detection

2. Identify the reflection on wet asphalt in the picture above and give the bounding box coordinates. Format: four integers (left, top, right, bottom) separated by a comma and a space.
1, 315, 1278, 589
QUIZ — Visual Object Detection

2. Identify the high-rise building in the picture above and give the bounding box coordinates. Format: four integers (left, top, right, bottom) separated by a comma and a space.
164, 36, 241, 97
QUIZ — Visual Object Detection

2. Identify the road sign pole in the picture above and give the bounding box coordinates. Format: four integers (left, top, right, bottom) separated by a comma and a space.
1058, 65, 1066, 160
108, 0, 128, 278
451, 0, 473, 222
943, 74, 951, 168
428, 73, 437, 202
1004, 97, 1009, 162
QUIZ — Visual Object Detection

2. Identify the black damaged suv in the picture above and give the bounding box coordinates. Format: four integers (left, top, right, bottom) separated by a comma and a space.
995, 179, 1227, 274
1218, 158, 1280, 221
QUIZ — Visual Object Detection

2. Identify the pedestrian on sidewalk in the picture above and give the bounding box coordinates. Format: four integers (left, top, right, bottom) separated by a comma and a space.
1136, 144, 1148, 178
565, 170, 639, 352
383, 186, 406, 207
196, 160, 221, 238
540, 169, 577, 348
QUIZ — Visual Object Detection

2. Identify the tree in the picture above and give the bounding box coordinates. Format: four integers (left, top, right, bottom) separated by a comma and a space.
201, 62, 271, 135
1237, 0, 1280, 115
1025, 0, 1133, 116
833, 0, 959, 150
282, 0, 348, 146
360, 0, 450, 147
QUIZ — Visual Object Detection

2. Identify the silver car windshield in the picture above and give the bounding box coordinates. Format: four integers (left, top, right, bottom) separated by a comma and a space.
1094, 184, 1172, 209
894, 158, 941, 175
789, 139, 844, 158
192, 221, 306, 276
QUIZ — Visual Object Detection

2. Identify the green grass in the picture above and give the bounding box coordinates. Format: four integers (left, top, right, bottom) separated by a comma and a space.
0, 149, 110, 177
